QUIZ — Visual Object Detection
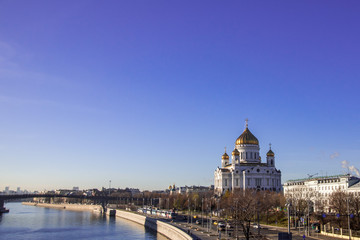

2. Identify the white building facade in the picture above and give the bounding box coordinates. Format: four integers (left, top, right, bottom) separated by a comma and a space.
214, 122, 282, 195
283, 174, 360, 212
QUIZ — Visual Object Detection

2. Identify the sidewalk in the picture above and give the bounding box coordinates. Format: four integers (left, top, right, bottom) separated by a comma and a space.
260, 224, 346, 240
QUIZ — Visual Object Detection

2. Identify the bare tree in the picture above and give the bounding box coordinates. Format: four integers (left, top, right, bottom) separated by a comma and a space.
224, 189, 265, 240
329, 190, 348, 228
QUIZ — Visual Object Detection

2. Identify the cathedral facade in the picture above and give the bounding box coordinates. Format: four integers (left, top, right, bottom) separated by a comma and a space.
214, 122, 282, 195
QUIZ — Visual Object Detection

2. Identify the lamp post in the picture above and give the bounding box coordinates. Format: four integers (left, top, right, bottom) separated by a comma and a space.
347, 197, 351, 240
286, 201, 292, 235
188, 197, 190, 224
202, 198, 204, 227
307, 199, 310, 236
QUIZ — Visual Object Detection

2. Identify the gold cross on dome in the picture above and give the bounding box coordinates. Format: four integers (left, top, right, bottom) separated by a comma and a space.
245, 118, 248, 128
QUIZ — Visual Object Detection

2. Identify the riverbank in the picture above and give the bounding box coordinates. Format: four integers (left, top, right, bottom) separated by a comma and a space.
22, 202, 192, 240
22, 202, 103, 213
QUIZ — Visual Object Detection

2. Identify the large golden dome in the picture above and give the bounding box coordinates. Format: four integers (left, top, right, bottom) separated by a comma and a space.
235, 128, 259, 145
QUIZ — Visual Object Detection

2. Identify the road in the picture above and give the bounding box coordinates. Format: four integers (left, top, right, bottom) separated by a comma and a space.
139, 212, 347, 240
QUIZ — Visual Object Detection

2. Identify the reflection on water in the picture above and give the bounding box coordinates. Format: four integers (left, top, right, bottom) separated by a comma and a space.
0, 203, 167, 240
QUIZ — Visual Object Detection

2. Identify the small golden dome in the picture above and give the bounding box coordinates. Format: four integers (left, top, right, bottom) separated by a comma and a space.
235, 128, 259, 145
222, 152, 229, 159
259, 156, 262, 160
232, 148, 240, 156
267, 149, 274, 157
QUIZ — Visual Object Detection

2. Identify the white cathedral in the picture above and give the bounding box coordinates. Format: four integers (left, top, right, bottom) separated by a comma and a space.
214, 121, 282, 195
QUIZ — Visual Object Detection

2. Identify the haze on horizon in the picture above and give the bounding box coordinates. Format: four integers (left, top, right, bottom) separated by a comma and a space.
1, 1, 359, 192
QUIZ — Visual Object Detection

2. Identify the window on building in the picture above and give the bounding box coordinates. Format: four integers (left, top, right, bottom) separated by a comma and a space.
250, 152, 253, 159
248, 178, 251, 186
267, 179, 269, 186
241, 152, 243, 159
246, 152, 248, 159
236, 178, 239, 186
255, 178, 262, 186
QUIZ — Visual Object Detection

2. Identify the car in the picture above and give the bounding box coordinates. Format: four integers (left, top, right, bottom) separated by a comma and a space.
253, 224, 261, 229
218, 222, 226, 231
226, 223, 233, 229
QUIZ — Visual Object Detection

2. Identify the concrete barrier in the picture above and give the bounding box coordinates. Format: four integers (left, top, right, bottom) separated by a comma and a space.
321, 231, 360, 240
111, 209, 193, 240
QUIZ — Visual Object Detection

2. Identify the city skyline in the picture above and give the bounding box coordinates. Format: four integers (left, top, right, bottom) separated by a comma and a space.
1, 1, 360, 191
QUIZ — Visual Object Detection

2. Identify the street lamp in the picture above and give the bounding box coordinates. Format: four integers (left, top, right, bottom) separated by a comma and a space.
286, 201, 292, 234
188, 197, 190, 224
347, 197, 351, 240
202, 198, 204, 227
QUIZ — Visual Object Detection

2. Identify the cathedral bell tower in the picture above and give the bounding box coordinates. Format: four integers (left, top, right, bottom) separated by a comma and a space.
221, 148, 229, 167
232, 148, 240, 166
266, 144, 275, 167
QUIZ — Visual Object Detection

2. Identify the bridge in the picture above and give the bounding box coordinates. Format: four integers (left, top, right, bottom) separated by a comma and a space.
0, 194, 159, 213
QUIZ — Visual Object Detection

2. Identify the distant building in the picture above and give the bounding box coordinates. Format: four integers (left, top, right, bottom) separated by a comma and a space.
283, 174, 360, 212
127, 188, 141, 195
168, 185, 213, 195
214, 120, 282, 195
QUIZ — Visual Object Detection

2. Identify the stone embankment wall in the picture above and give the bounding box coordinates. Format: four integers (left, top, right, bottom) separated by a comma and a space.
22, 202, 102, 212
110, 209, 192, 240
22, 203, 191, 240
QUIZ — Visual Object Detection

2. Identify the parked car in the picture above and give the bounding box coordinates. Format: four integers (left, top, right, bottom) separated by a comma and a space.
218, 222, 226, 231
253, 224, 261, 229
226, 223, 233, 230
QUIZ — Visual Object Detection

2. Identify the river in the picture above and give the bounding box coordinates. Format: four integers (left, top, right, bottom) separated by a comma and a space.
0, 202, 168, 240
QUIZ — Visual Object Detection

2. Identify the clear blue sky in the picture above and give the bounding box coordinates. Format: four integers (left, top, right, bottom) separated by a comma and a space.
1, 1, 359, 191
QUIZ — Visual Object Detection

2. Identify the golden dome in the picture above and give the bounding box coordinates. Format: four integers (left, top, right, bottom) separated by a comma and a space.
232, 148, 239, 156
235, 128, 259, 145
267, 149, 274, 157
222, 152, 229, 159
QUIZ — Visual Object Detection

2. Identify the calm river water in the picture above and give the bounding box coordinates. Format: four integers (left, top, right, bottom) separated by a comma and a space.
0, 202, 168, 240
